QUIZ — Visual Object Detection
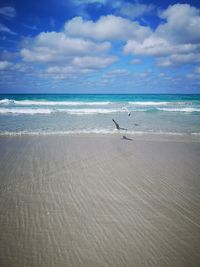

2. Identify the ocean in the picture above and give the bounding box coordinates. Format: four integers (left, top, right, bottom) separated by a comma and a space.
0, 94, 200, 135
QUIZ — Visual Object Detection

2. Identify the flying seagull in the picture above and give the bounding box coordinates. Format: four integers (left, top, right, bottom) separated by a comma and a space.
112, 119, 127, 130
122, 107, 131, 116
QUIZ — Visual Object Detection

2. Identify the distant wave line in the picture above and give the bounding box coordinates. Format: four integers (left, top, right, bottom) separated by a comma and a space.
0, 108, 126, 115
158, 107, 200, 112
128, 101, 194, 106
0, 106, 200, 115
0, 99, 111, 106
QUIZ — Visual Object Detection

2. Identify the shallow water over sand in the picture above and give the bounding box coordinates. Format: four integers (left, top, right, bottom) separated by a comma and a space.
1, 94, 200, 135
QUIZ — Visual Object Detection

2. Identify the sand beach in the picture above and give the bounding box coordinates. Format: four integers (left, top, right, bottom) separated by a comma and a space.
0, 134, 200, 267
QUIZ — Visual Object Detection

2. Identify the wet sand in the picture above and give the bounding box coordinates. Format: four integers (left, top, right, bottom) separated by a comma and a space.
0, 134, 200, 267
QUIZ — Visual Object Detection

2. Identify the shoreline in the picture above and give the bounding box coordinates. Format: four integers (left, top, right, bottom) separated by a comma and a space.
1, 131, 200, 143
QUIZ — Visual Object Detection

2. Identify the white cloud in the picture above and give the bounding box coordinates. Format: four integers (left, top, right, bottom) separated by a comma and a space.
159, 53, 200, 67
0, 6, 16, 19
65, 15, 151, 41
0, 60, 13, 70
46, 56, 117, 75
156, 58, 173, 67
0, 60, 33, 73
72, 56, 117, 69
22, 24, 38, 30
157, 4, 200, 44
46, 66, 75, 75
0, 23, 16, 35
45, 55, 117, 77
45, 56, 117, 77
21, 32, 111, 63
124, 37, 199, 57
103, 69, 129, 78
124, 4, 200, 67
119, 3, 154, 18
16, 3, 200, 84
20, 28, 117, 77
124, 37, 171, 56
72, 0, 107, 5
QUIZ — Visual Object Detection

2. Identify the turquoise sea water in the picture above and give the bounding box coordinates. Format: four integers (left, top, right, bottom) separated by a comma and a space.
0, 94, 200, 135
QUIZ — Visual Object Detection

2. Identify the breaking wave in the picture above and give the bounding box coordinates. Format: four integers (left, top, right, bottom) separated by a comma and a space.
0, 108, 53, 114
158, 107, 200, 113
0, 108, 125, 115
128, 101, 169, 106
0, 99, 111, 106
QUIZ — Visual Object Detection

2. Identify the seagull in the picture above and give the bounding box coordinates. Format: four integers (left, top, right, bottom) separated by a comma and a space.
112, 119, 127, 130
122, 107, 131, 116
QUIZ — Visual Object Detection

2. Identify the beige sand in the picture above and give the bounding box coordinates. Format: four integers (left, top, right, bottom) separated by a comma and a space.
0, 134, 200, 267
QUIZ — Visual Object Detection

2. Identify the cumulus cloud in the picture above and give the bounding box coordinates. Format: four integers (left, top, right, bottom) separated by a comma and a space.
124, 37, 172, 56
72, 56, 117, 69
124, 4, 200, 67
124, 38, 199, 57
20, 25, 118, 77
46, 55, 117, 76
21, 32, 111, 63
0, 6, 16, 19
0, 60, 32, 74
103, 69, 130, 78
65, 15, 151, 41
157, 53, 200, 67
16, 3, 200, 85
157, 4, 200, 44
0, 60, 13, 70
46, 66, 75, 75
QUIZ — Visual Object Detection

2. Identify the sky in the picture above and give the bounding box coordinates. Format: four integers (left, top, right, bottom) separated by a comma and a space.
0, 0, 200, 93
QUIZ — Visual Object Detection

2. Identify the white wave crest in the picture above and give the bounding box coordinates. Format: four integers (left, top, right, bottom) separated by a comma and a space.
58, 108, 124, 115
0, 107, 125, 115
158, 107, 200, 113
0, 99, 111, 106
0, 99, 14, 104
191, 132, 200, 136
128, 101, 169, 106
0, 108, 52, 114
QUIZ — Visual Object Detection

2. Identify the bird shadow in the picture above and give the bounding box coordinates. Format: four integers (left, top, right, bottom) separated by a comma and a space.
121, 136, 133, 141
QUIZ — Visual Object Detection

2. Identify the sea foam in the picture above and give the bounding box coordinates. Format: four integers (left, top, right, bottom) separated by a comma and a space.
158, 107, 200, 113
0, 108, 52, 114
0, 99, 111, 106
0, 107, 125, 115
128, 101, 169, 106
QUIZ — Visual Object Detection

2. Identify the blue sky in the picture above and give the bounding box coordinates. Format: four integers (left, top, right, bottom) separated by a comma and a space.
0, 0, 200, 93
